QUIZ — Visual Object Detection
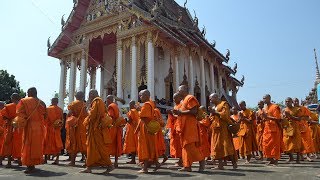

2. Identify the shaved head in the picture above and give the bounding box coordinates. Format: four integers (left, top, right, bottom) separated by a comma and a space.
106, 95, 114, 102
293, 98, 300, 107
89, 89, 99, 102
263, 94, 271, 105
173, 93, 183, 104
178, 85, 189, 97
129, 100, 136, 109
199, 106, 206, 111
209, 93, 220, 105
11, 93, 21, 103
75, 91, 85, 101
51, 98, 58, 106
139, 89, 150, 103
27, 87, 37, 98
239, 101, 246, 111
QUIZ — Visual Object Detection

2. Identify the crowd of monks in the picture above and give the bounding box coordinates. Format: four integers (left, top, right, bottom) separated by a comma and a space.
0, 85, 320, 174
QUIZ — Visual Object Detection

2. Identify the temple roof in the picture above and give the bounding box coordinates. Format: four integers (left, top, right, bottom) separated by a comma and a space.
48, 0, 228, 63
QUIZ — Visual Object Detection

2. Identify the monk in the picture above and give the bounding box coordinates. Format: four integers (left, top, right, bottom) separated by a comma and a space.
16, 87, 46, 173
1, 93, 21, 167
230, 107, 240, 156
309, 110, 320, 154
66, 91, 88, 166
123, 100, 139, 164
282, 97, 302, 163
239, 101, 258, 163
173, 85, 205, 172
43, 98, 63, 165
198, 106, 211, 160
154, 107, 168, 164
293, 98, 315, 161
209, 93, 237, 170
255, 100, 265, 160
262, 94, 282, 166
135, 90, 161, 173
166, 93, 183, 167
0, 102, 6, 165
106, 95, 126, 168
80, 90, 114, 174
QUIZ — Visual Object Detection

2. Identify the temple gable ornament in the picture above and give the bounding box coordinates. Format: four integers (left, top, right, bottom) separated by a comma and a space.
86, 0, 124, 22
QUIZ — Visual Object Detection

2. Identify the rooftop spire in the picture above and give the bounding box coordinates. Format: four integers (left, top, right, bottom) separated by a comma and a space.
314, 48, 320, 86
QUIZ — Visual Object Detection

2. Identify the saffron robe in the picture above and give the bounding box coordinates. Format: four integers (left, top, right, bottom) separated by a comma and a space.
123, 109, 139, 154
67, 100, 88, 154
262, 104, 281, 160
85, 97, 112, 167
166, 104, 182, 158
16, 97, 46, 166
178, 95, 203, 167
43, 105, 63, 155
282, 107, 302, 153
211, 101, 235, 159
239, 109, 258, 156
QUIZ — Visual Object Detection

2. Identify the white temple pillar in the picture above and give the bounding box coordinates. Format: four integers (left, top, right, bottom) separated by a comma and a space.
200, 56, 206, 106
79, 49, 87, 93
189, 55, 194, 95
68, 54, 76, 103
210, 62, 215, 92
147, 33, 155, 100
116, 40, 123, 99
100, 67, 105, 101
131, 37, 138, 101
175, 55, 179, 91
58, 59, 67, 109
90, 67, 97, 89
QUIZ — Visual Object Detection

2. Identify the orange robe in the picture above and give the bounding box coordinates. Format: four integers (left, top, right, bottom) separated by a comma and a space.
136, 100, 159, 162
239, 109, 258, 157
16, 97, 46, 166
262, 104, 281, 160
231, 114, 240, 151
298, 106, 315, 154
84, 97, 112, 167
166, 104, 182, 158
309, 113, 320, 153
107, 103, 125, 157
256, 109, 265, 151
123, 109, 139, 154
154, 108, 166, 156
199, 116, 211, 158
177, 95, 203, 167
1, 103, 22, 158
67, 100, 88, 154
0, 113, 5, 154
43, 105, 63, 155
282, 107, 302, 153
211, 101, 235, 159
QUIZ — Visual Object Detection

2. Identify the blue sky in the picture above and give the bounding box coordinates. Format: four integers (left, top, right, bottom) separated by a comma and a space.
1, 0, 320, 107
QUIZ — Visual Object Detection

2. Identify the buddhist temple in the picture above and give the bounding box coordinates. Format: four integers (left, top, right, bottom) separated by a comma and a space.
47, 0, 244, 109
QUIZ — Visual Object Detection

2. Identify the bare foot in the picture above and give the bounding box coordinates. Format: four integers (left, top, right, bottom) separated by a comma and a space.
153, 163, 161, 172
5, 164, 12, 168
126, 160, 136, 164
161, 156, 168, 165
245, 160, 250, 164
79, 168, 92, 173
103, 166, 114, 174
212, 166, 225, 170
24, 167, 36, 174
66, 162, 75, 167
178, 167, 192, 172
233, 163, 238, 169
306, 157, 314, 162
52, 161, 59, 165
137, 169, 148, 173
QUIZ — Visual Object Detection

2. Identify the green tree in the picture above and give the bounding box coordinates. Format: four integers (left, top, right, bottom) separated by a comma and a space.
0, 70, 26, 102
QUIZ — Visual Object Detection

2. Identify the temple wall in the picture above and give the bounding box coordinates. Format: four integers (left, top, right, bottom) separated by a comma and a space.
178, 52, 189, 84
193, 55, 201, 86
154, 47, 170, 100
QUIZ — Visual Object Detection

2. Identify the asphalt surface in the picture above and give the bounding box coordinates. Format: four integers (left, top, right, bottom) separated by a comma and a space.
0, 155, 319, 180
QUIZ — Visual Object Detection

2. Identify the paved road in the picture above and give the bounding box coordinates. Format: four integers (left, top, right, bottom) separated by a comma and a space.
0, 155, 319, 180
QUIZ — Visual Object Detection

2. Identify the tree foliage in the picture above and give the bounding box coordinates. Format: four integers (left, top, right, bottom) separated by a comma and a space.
0, 70, 26, 102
